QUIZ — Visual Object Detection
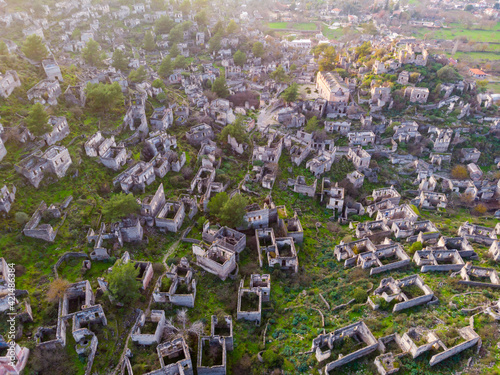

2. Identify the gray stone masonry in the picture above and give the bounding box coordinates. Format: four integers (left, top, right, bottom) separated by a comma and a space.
311, 321, 378, 373
237, 279, 263, 325
369, 274, 435, 313
131, 310, 166, 346
157, 337, 194, 375
192, 243, 237, 281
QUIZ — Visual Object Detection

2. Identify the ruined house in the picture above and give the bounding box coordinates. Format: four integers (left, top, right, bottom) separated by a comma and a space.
368, 274, 436, 312
42, 116, 70, 146
325, 121, 351, 135
306, 151, 335, 177
288, 175, 317, 197
123, 93, 148, 133
42, 58, 63, 81
0, 70, 21, 98
27, 79, 62, 106
84, 132, 116, 157
150, 106, 173, 132
192, 242, 237, 281
431, 129, 453, 152
348, 131, 375, 146
186, 123, 214, 146
404, 87, 429, 103
22, 200, 67, 242
348, 146, 371, 170
0, 185, 16, 213
236, 275, 270, 325
311, 321, 378, 372
153, 257, 196, 308
414, 249, 465, 272
459, 263, 500, 288
64, 85, 86, 107
113, 161, 156, 193
131, 310, 166, 346
321, 178, 344, 213
15, 146, 72, 188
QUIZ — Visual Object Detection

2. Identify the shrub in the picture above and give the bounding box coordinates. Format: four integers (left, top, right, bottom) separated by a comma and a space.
47, 279, 70, 302
353, 288, 368, 303
15, 212, 30, 225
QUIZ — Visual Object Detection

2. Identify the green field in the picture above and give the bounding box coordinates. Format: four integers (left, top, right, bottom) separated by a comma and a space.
413, 22, 500, 43
267, 22, 317, 31
446, 51, 500, 61
321, 24, 359, 40
267, 22, 288, 29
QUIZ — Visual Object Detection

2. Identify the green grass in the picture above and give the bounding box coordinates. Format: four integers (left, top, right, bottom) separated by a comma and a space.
267, 22, 288, 29
267, 22, 317, 31
412, 22, 500, 43
292, 22, 317, 31
449, 51, 500, 61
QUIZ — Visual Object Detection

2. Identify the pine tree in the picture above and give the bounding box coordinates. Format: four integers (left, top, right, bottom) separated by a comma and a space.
0, 41, 9, 55
107, 262, 140, 304
233, 50, 247, 67
25, 103, 50, 136
112, 49, 128, 72
21, 34, 47, 61
170, 44, 180, 58
82, 39, 103, 66
158, 56, 173, 78
144, 31, 156, 51
212, 77, 229, 98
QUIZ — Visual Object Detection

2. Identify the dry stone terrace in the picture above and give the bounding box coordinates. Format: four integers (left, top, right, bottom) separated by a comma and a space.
0, 0, 500, 374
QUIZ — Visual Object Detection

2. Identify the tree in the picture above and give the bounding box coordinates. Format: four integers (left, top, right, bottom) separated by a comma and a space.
21, 34, 47, 61
212, 20, 225, 35
220, 116, 247, 143
179, 0, 191, 15
226, 19, 239, 34
353, 288, 368, 303
107, 262, 140, 304
170, 43, 180, 58
281, 83, 299, 104
207, 192, 229, 216
144, 31, 156, 51
212, 77, 229, 98
437, 65, 461, 82
173, 55, 187, 69
304, 116, 320, 133
86, 82, 124, 113
0, 41, 8, 55
474, 203, 487, 215
102, 193, 140, 222
169, 24, 184, 44
112, 49, 128, 72
209, 33, 222, 54
14, 212, 30, 225
233, 50, 247, 67
158, 56, 173, 78
252, 42, 264, 58
465, 4, 474, 11
195, 10, 208, 27
155, 16, 175, 34
451, 165, 468, 179
408, 241, 423, 255
82, 39, 103, 66
355, 41, 372, 58
219, 194, 247, 227
26, 103, 50, 136
318, 46, 336, 72
71, 28, 81, 40
477, 80, 488, 92
47, 279, 70, 302
128, 65, 148, 83
270, 65, 288, 82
